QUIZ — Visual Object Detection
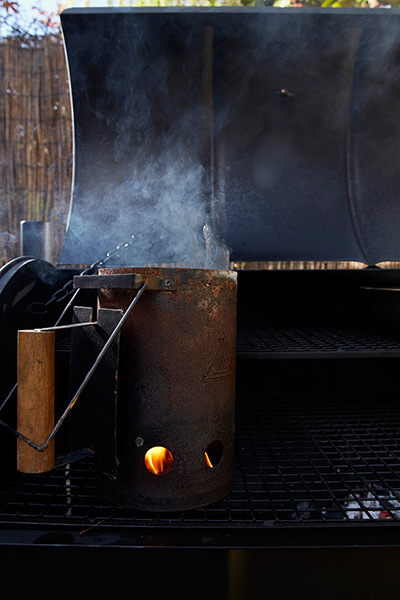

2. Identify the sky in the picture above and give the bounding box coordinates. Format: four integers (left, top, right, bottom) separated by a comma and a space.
9, 0, 116, 31
18, 0, 110, 13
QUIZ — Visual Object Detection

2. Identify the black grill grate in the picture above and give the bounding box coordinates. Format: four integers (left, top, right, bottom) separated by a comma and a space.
1, 395, 400, 542
237, 325, 400, 358
235, 396, 400, 523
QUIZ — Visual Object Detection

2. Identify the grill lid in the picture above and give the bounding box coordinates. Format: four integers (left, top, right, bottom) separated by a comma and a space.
58, 7, 400, 267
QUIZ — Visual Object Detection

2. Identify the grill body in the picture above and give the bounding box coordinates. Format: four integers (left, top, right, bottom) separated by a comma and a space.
3, 9, 400, 596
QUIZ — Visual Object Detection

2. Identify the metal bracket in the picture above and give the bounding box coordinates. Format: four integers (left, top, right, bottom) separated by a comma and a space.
74, 273, 176, 291
69, 306, 123, 479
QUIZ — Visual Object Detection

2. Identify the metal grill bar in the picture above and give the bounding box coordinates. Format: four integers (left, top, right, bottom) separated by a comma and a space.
237, 325, 400, 358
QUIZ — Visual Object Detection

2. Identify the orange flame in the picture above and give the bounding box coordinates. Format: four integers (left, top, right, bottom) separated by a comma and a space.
205, 451, 213, 468
145, 446, 173, 475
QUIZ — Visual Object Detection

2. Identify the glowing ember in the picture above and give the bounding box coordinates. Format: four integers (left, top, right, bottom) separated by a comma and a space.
144, 446, 173, 475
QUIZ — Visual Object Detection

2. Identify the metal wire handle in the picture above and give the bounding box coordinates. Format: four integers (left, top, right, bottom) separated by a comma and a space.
28, 235, 136, 318
0, 236, 137, 412
0, 281, 148, 452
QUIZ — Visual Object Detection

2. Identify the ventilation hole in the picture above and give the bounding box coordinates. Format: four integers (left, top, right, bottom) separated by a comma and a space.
205, 440, 223, 468
144, 446, 173, 475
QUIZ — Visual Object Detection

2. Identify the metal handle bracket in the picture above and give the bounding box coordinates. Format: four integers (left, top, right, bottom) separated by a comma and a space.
74, 273, 176, 291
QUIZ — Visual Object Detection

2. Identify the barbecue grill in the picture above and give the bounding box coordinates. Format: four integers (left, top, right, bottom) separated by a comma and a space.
2, 6, 400, 597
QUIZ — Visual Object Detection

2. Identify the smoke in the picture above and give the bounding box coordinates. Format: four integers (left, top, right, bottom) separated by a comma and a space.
59, 14, 230, 269
79, 148, 229, 268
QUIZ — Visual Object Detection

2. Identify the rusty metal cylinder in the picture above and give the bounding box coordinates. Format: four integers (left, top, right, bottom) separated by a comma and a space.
96, 267, 237, 512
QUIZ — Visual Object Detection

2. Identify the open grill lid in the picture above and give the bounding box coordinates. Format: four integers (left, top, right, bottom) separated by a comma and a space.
58, 7, 400, 268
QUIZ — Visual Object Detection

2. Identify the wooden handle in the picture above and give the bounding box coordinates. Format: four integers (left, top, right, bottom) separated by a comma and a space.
17, 330, 55, 473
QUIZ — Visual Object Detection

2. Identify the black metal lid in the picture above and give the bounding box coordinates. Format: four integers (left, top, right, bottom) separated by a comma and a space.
58, 7, 400, 267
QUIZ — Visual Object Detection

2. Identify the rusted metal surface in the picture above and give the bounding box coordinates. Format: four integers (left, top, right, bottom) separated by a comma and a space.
96, 267, 237, 512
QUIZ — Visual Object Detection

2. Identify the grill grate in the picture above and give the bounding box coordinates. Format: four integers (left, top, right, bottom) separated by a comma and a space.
1, 394, 400, 542
237, 325, 400, 358
235, 396, 400, 523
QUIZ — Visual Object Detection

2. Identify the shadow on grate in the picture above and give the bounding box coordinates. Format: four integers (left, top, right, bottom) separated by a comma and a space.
0, 396, 400, 527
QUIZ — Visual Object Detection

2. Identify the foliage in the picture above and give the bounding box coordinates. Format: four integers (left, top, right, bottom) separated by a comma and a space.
0, 1, 67, 37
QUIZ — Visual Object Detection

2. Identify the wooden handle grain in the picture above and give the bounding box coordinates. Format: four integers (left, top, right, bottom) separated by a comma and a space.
17, 330, 55, 473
